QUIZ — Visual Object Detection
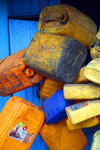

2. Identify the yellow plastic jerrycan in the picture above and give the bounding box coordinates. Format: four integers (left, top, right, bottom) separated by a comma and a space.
90, 129, 100, 150
84, 58, 100, 84
38, 4, 97, 49
90, 44, 100, 59
0, 96, 45, 150
66, 116, 100, 130
23, 31, 87, 84
63, 83, 100, 100
96, 26, 100, 42
73, 66, 89, 83
65, 99, 100, 125
39, 118, 87, 150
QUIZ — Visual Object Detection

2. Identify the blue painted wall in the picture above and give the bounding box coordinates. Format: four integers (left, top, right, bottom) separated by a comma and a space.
7, 0, 61, 18
0, 0, 11, 112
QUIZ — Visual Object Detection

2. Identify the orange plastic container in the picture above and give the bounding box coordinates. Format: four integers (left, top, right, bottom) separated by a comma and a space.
0, 96, 45, 150
40, 78, 64, 99
66, 116, 100, 130
39, 118, 87, 150
38, 4, 97, 49
0, 48, 44, 96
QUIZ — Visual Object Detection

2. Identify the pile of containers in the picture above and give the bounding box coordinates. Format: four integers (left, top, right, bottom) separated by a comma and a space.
0, 4, 100, 150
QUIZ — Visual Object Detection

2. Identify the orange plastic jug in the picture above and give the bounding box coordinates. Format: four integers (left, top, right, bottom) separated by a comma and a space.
66, 116, 100, 130
0, 48, 44, 96
40, 78, 64, 99
0, 96, 45, 150
39, 118, 87, 150
38, 4, 97, 49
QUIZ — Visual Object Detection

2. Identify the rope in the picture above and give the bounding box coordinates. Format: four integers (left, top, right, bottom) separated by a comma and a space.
41, 0, 44, 31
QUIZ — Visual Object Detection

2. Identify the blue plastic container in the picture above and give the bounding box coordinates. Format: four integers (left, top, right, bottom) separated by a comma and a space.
43, 89, 74, 124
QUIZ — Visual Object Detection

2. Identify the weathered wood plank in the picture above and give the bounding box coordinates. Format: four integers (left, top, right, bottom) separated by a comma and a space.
0, 0, 11, 112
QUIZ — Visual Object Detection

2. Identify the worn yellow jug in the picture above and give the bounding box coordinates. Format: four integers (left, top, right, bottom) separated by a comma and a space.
63, 83, 100, 100
96, 26, 100, 41
66, 116, 100, 130
23, 31, 87, 84
84, 58, 100, 84
38, 4, 97, 49
65, 99, 100, 124
90, 45, 100, 59
90, 129, 100, 150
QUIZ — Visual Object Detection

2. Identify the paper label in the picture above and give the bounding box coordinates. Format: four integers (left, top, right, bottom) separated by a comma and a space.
9, 122, 34, 144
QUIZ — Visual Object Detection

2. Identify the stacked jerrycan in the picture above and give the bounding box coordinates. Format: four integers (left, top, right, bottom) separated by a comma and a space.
64, 54, 100, 130
23, 4, 100, 150
38, 4, 97, 49
0, 48, 45, 96
64, 25, 100, 131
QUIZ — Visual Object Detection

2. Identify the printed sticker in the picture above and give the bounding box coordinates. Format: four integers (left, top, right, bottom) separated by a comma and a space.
69, 101, 88, 111
9, 122, 34, 144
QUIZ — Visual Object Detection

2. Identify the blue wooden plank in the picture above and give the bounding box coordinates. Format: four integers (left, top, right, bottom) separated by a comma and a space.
0, 0, 9, 58
9, 20, 39, 54
7, 0, 61, 17
7, 0, 14, 14
49, 0, 60, 5
41, 0, 49, 8
0, 0, 11, 112
23, 0, 32, 13
40, 0, 60, 12
14, 0, 23, 14
32, 0, 41, 13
